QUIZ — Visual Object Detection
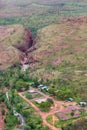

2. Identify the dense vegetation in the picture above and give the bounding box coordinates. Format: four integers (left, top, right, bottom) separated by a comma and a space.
0, 67, 49, 130
4, 91, 49, 130
0, 66, 32, 91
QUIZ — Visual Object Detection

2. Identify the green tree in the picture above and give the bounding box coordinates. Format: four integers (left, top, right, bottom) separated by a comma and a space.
1, 108, 5, 115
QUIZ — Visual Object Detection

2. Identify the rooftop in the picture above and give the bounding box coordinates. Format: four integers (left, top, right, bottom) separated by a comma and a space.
35, 98, 47, 104
29, 89, 36, 93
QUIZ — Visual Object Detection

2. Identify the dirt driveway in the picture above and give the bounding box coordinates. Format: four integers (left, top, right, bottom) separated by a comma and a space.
18, 89, 77, 130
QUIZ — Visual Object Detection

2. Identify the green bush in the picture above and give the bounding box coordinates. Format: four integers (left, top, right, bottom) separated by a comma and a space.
25, 93, 32, 99
1, 108, 5, 115
4, 113, 19, 129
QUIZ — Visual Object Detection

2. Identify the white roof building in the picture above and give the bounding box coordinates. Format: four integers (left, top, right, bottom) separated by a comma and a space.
21, 64, 29, 72
28, 89, 36, 93
35, 98, 47, 103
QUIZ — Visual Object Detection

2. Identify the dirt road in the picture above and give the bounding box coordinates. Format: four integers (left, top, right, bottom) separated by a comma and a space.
18, 92, 61, 130
18, 89, 77, 130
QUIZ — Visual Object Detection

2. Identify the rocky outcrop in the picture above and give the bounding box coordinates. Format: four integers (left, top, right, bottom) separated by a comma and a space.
0, 24, 33, 70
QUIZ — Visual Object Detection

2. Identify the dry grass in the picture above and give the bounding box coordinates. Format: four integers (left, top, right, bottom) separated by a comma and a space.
0, 24, 27, 70
29, 16, 87, 91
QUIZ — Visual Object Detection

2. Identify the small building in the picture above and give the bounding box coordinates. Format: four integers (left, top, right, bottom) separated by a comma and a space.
67, 98, 73, 102
79, 102, 87, 107
41, 86, 48, 91
28, 89, 36, 94
37, 84, 44, 89
35, 98, 47, 104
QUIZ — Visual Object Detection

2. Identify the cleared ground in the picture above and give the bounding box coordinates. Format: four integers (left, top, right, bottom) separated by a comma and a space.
18, 88, 87, 130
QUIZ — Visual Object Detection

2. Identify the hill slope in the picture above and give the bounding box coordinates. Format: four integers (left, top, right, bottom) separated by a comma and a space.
29, 16, 87, 101
0, 0, 87, 17
0, 24, 32, 70
1, 0, 87, 35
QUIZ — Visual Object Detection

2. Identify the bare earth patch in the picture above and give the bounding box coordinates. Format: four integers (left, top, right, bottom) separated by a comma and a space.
18, 88, 85, 130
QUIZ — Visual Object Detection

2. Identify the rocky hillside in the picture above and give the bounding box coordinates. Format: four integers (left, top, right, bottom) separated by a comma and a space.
0, 24, 32, 70
29, 16, 87, 100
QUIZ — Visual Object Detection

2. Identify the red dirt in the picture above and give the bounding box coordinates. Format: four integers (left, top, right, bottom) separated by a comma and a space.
18, 92, 59, 130
18, 89, 77, 130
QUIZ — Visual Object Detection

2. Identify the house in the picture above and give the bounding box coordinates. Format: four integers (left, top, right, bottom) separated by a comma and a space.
37, 84, 44, 89
35, 98, 47, 104
37, 84, 48, 91
41, 86, 48, 91
79, 102, 87, 107
67, 98, 73, 102
28, 89, 36, 94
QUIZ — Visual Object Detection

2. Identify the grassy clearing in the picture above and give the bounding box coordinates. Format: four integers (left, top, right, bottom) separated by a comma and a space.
46, 115, 53, 125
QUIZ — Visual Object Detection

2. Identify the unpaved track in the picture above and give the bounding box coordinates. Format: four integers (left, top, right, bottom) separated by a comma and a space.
18, 93, 61, 130
18, 90, 76, 130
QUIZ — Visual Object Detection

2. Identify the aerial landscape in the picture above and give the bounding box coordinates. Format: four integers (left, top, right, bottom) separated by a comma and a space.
0, 0, 87, 130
